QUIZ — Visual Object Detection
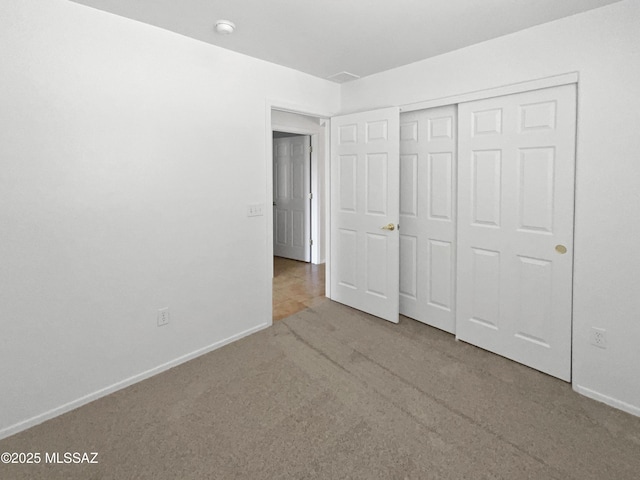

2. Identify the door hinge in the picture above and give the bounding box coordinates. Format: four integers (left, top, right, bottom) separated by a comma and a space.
309, 145, 313, 153
308, 192, 313, 200
310, 239, 314, 246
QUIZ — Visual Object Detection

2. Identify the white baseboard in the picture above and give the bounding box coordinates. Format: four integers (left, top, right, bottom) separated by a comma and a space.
574, 384, 640, 417
0, 322, 270, 441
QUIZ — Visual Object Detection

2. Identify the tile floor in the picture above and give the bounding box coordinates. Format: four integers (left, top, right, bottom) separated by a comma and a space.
272, 256, 326, 321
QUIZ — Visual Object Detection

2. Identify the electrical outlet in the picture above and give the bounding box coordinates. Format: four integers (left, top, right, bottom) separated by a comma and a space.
590, 327, 607, 349
247, 203, 264, 217
157, 307, 170, 327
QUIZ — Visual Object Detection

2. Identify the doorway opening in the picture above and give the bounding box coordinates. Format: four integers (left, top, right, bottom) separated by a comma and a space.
269, 109, 329, 322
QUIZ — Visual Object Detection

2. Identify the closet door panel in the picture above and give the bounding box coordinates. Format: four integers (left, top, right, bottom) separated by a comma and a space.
456, 84, 576, 381
399, 106, 457, 333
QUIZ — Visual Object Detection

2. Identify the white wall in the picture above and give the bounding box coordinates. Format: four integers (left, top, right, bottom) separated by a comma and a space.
0, 0, 339, 437
271, 110, 327, 263
342, 0, 640, 415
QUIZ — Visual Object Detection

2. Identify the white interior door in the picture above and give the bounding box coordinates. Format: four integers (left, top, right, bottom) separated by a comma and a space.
399, 106, 457, 333
273, 135, 311, 262
330, 107, 400, 323
456, 84, 576, 381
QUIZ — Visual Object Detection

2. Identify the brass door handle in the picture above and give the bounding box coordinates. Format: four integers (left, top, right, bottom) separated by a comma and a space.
381, 223, 395, 231
555, 245, 567, 254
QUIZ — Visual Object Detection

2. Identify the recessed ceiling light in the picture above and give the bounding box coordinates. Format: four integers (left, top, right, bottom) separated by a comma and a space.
215, 20, 235, 35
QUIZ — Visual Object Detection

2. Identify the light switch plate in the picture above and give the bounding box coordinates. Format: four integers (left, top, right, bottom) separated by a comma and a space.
247, 204, 264, 217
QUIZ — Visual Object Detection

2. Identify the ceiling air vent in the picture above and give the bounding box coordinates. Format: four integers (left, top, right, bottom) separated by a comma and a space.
326, 71, 360, 83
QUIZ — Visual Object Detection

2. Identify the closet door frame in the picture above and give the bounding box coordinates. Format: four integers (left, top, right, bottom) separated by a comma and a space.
398, 72, 578, 381
400, 73, 578, 114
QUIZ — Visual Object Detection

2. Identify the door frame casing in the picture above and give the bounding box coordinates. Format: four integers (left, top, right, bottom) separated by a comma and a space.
265, 100, 333, 326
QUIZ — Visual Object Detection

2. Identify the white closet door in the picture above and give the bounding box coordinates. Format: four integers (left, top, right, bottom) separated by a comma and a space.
399, 106, 457, 333
330, 107, 400, 323
456, 84, 576, 381
273, 136, 311, 262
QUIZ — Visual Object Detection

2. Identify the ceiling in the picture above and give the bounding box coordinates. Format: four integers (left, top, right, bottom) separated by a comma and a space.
70, 0, 622, 82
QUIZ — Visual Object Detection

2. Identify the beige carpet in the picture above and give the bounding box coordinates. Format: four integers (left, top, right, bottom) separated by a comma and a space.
2, 299, 640, 479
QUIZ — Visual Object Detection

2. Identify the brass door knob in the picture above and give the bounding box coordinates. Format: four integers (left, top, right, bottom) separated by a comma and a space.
555, 245, 567, 254
381, 223, 395, 231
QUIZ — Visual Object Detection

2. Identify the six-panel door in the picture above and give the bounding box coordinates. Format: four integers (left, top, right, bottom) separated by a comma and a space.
330, 107, 400, 323
456, 84, 576, 381
273, 135, 311, 262
399, 106, 457, 333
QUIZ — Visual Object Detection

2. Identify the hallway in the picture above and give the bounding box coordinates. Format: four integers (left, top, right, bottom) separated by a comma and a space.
272, 257, 326, 321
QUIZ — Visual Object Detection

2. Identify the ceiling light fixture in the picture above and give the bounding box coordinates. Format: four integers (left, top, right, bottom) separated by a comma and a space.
215, 19, 235, 35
